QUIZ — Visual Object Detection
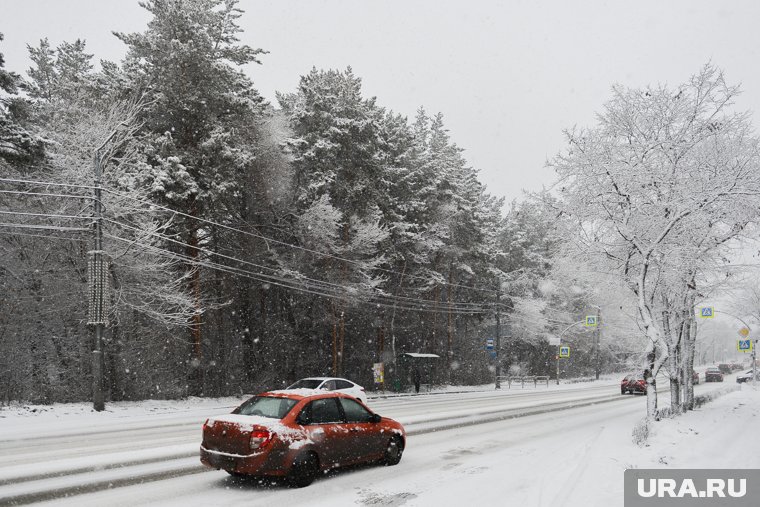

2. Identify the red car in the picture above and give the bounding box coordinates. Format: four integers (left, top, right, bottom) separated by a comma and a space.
200, 390, 406, 487
621, 374, 647, 394
705, 367, 724, 382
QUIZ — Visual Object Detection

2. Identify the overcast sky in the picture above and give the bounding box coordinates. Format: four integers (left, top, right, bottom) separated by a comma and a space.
3, 0, 760, 203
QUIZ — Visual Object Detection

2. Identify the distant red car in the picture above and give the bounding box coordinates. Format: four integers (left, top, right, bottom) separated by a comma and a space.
621, 374, 647, 394
200, 390, 405, 487
705, 367, 724, 382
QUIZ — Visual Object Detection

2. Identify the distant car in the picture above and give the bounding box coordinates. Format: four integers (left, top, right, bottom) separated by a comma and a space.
285, 377, 368, 404
705, 367, 724, 382
730, 363, 743, 372
621, 374, 647, 395
692, 370, 699, 385
200, 390, 405, 487
717, 364, 732, 375
736, 369, 760, 384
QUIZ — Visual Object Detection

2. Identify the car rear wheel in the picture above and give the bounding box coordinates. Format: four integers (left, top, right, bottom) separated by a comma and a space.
621, 388, 626, 395
382, 436, 404, 466
289, 452, 319, 488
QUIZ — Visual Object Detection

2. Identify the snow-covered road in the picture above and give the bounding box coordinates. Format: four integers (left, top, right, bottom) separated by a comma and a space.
0, 376, 747, 506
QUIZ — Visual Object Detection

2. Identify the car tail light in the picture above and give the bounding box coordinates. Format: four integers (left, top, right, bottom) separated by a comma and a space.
249, 429, 273, 450
202, 418, 209, 431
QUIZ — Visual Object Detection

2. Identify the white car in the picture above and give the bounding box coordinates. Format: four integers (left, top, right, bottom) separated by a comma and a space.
736, 369, 760, 384
285, 377, 368, 404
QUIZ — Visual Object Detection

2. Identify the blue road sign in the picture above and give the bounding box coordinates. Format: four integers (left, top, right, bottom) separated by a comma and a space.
738, 339, 752, 352
700, 307, 714, 318
559, 346, 570, 358
486, 338, 494, 350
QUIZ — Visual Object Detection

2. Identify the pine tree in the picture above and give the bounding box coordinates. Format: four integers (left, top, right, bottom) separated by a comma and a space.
0, 33, 45, 165
115, 0, 267, 395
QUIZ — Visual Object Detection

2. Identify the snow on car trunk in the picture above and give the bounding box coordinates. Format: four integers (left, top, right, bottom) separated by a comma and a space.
203, 413, 306, 455
204, 414, 285, 455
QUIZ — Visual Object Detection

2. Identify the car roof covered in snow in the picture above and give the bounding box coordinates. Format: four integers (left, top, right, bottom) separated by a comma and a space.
263, 388, 345, 399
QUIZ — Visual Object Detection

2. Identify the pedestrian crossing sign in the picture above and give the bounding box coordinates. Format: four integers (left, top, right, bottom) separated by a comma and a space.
585, 315, 598, 327
738, 339, 753, 353
559, 346, 570, 358
699, 307, 714, 318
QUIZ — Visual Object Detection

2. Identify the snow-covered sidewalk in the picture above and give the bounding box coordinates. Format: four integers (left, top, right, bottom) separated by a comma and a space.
635, 385, 760, 469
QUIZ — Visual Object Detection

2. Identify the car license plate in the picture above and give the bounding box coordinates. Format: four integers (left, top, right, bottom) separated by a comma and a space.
210, 453, 237, 470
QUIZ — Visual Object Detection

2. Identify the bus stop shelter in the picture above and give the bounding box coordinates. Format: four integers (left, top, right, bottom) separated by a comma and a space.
399, 352, 440, 392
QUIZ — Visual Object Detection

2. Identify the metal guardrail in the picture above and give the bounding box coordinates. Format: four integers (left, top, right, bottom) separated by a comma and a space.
496, 375, 550, 388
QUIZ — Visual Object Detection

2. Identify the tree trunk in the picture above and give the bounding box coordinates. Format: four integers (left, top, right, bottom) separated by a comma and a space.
446, 265, 453, 372
338, 311, 345, 376
331, 301, 338, 376
644, 346, 658, 422
187, 216, 203, 396
390, 260, 406, 368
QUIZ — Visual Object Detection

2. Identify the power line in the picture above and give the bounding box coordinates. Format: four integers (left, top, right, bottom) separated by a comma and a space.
0, 210, 94, 221
1, 178, 505, 296
103, 216, 487, 311
1, 177, 504, 306
0, 223, 90, 232
0, 189, 96, 201
104, 232, 489, 315
103, 187, 502, 295
0, 177, 99, 191
0, 230, 88, 242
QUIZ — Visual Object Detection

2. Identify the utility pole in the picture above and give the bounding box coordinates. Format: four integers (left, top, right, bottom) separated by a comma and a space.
89, 149, 106, 412
495, 287, 501, 389
89, 133, 118, 412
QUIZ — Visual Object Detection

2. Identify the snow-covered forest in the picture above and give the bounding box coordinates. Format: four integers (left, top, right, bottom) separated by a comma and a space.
2, 0, 759, 423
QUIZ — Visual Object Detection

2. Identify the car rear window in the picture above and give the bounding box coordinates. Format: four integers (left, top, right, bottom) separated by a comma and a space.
287, 379, 323, 389
335, 380, 354, 389
233, 396, 298, 419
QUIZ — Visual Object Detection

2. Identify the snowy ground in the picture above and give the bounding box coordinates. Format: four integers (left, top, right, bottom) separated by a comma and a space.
1, 374, 756, 506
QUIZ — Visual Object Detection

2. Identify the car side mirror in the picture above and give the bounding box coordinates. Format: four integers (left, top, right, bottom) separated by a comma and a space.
370, 413, 381, 424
